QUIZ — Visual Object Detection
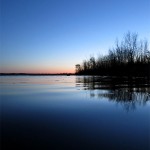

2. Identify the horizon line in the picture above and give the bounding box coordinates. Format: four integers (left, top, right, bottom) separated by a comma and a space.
0, 73, 75, 75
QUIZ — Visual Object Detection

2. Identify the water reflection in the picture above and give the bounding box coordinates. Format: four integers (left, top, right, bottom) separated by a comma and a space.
1, 76, 150, 149
76, 76, 150, 111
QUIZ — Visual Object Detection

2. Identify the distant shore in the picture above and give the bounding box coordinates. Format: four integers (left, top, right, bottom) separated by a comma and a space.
0, 73, 75, 76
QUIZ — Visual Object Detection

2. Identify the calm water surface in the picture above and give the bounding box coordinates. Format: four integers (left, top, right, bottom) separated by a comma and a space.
0, 76, 150, 150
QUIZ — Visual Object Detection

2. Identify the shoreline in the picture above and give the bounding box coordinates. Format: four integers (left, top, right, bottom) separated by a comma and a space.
0, 73, 75, 76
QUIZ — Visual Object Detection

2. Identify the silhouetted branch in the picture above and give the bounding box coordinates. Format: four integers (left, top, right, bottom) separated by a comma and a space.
75, 32, 150, 77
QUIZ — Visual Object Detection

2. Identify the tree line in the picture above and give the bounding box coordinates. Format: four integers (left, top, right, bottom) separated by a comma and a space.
75, 32, 150, 77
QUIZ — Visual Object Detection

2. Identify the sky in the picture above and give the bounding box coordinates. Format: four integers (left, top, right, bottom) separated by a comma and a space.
1, 0, 150, 73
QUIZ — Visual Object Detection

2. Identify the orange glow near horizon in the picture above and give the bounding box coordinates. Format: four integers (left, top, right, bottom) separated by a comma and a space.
0, 67, 75, 74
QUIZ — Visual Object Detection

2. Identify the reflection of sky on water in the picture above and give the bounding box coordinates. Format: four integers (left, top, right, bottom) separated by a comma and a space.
0, 75, 76, 85
1, 76, 150, 150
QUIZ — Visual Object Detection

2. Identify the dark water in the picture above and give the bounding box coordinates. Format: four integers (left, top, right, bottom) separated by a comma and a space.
0, 76, 150, 150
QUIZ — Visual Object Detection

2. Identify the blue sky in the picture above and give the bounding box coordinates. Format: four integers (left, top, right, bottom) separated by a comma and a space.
1, 0, 150, 73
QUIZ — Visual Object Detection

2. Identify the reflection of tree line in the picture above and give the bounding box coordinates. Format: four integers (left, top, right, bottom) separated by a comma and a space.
97, 89, 149, 111
76, 76, 150, 111
76, 32, 150, 78
76, 76, 150, 89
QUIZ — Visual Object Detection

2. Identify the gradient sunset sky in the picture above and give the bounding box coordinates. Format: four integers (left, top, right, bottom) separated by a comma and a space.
1, 0, 150, 73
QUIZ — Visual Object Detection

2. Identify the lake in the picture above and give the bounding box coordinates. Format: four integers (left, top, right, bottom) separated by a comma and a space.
0, 75, 150, 150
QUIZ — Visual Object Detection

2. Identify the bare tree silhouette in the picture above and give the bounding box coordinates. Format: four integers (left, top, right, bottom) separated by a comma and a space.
76, 32, 150, 78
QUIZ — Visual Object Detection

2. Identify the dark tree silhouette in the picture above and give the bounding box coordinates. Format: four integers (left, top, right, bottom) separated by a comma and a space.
75, 32, 150, 78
